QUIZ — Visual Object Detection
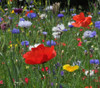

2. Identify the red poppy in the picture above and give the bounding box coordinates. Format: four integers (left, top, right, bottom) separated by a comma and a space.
85, 86, 92, 88
25, 10, 34, 16
23, 44, 56, 65
72, 12, 91, 27
41, 67, 48, 72
25, 78, 29, 84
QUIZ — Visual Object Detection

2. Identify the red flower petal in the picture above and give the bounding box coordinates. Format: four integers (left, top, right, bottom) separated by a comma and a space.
23, 44, 56, 65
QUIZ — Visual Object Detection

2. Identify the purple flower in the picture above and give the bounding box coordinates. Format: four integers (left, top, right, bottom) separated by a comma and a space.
51, 82, 53, 86
61, 71, 64, 76
58, 14, 64, 18
8, 17, 14, 20
70, 9, 74, 11
0, 0, 1, 2
30, 1, 33, 4
60, 85, 63, 88
95, 21, 100, 29
27, 13, 37, 19
46, 40, 56, 46
90, 31, 96, 38
94, 59, 99, 64
98, 12, 100, 14
21, 41, 29, 46
14, 8, 23, 14
83, 31, 92, 38
72, 14, 76, 16
42, 31, 47, 35
0, 17, 3, 22
1, 23, 7, 30
55, 62, 60, 69
20, 18, 25, 21
62, 29, 67, 31
69, 25, 73, 28
12, 28, 20, 34
90, 59, 95, 64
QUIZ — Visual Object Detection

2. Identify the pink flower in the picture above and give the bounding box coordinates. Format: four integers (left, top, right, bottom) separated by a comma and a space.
80, 29, 83, 31
78, 42, 82, 46
77, 38, 81, 41
0, 80, 3, 84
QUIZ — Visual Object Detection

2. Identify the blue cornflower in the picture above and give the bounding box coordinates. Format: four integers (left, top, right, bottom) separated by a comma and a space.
69, 25, 73, 28
90, 59, 95, 64
0, 17, 3, 22
58, 14, 64, 18
62, 29, 67, 31
72, 14, 76, 16
12, 28, 20, 34
70, 9, 74, 11
20, 18, 25, 21
95, 21, 100, 29
98, 12, 100, 14
90, 31, 96, 38
94, 59, 99, 64
21, 41, 29, 46
27, 13, 37, 18
46, 40, 56, 46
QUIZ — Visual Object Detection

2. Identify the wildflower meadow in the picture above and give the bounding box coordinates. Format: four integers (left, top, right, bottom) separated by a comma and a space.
0, 0, 100, 88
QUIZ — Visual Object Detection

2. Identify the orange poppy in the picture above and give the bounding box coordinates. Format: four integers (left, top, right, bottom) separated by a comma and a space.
25, 10, 34, 16
72, 12, 91, 27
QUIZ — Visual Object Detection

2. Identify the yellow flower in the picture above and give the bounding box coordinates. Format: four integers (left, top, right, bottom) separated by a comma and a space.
26, 66, 29, 69
15, 44, 18, 48
9, 44, 12, 48
63, 64, 79, 72
11, 10, 14, 14
89, 22, 93, 26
